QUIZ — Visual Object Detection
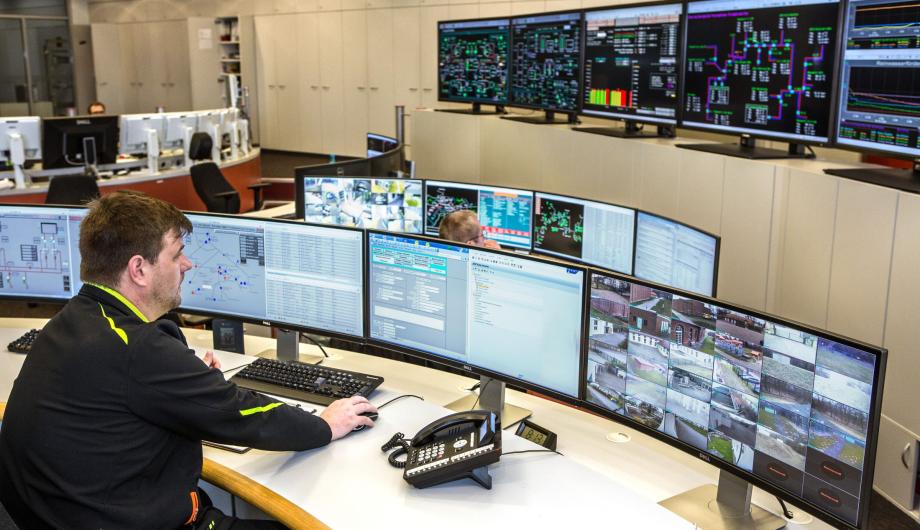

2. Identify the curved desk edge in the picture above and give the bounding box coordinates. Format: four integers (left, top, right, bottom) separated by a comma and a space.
0, 401, 330, 530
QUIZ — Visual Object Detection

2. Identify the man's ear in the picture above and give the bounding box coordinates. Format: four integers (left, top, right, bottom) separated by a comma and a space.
124, 254, 149, 288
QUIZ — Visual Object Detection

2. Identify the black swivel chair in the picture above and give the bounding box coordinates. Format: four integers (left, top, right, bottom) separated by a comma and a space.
188, 132, 270, 213
45, 175, 101, 205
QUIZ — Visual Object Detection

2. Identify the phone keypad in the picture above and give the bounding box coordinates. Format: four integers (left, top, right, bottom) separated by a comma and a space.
415, 442, 446, 464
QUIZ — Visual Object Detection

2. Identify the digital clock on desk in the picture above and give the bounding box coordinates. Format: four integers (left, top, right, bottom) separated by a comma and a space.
514, 419, 557, 451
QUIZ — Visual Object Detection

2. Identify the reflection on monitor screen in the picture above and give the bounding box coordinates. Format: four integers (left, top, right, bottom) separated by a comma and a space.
301, 178, 423, 233
438, 18, 511, 104
425, 180, 533, 249
368, 232, 584, 397
586, 271, 880, 527
532, 192, 635, 274
0, 206, 85, 300
682, 0, 840, 142
510, 12, 583, 111
181, 215, 364, 337
834, 0, 920, 158
634, 212, 717, 296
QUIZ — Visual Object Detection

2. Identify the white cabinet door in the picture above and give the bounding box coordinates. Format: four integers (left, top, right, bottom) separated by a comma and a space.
393, 7, 421, 109
274, 15, 302, 152
418, 5, 448, 108
118, 24, 141, 112
319, 12, 346, 156
90, 24, 125, 114
367, 8, 396, 137
137, 22, 169, 113
297, 13, 323, 153
254, 16, 278, 148
164, 20, 192, 112
342, 10, 368, 157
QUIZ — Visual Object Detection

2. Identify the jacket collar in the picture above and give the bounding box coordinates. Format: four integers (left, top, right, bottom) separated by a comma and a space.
81, 283, 150, 323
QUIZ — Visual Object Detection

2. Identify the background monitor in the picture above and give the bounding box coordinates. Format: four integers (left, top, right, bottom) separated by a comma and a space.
633, 211, 719, 297
296, 177, 423, 233
163, 112, 199, 149
179, 214, 364, 338
532, 192, 636, 275
366, 132, 398, 158
0, 117, 42, 162
41, 115, 119, 169
509, 11, 583, 112
295, 158, 372, 179
367, 231, 585, 398
119, 114, 167, 155
438, 17, 511, 105
681, 0, 841, 144
584, 269, 885, 530
580, 2, 683, 126
367, 143, 405, 177
0, 205, 85, 300
833, 0, 920, 159
425, 180, 534, 249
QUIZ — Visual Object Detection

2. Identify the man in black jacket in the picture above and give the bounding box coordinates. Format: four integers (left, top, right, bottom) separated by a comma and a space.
0, 191, 376, 528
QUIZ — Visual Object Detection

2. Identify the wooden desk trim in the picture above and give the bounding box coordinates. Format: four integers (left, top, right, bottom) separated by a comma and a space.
0, 401, 329, 529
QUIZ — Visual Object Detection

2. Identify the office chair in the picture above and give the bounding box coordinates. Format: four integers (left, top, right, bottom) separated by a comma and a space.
45, 175, 100, 205
188, 132, 270, 213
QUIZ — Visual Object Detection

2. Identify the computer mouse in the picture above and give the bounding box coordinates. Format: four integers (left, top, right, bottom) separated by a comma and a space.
352, 411, 378, 432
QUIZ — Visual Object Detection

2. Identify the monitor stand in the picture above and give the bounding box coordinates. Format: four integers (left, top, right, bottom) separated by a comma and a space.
677, 135, 812, 160
436, 103, 506, 115
6, 132, 29, 188
659, 470, 786, 530
256, 328, 324, 364
824, 159, 920, 194
82, 137, 99, 179
445, 375, 532, 428
573, 121, 675, 139
501, 110, 577, 125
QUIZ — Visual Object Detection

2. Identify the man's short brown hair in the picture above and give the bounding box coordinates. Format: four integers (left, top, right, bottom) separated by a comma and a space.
438, 209, 480, 243
80, 191, 192, 287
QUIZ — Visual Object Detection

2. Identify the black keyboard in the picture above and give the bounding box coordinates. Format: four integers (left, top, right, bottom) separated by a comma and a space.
8, 329, 40, 354
230, 357, 384, 406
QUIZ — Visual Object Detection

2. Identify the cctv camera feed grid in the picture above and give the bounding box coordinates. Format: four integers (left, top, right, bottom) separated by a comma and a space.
424, 181, 533, 249
834, 0, 920, 156
301, 178, 423, 233
634, 212, 717, 297
181, 215, 363, 337
533, 193, 635, 275
581, 3, 682, 123
368, 232, 583, 397
587, 273, 877, 525
438, 19, 511, 104
0, 207, 85, 299
682, 0, 839, 142
510, 12, 582, 111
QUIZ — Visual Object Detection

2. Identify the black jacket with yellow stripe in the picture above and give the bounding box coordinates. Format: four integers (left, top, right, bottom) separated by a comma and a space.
0, 284, 332, 529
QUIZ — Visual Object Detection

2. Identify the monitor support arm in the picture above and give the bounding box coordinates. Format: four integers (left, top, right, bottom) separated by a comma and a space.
209, 123, 221, 162
229, 121, 240, 160
239, 119, 251, 155
145, 128, 160, 174
182, 126, 194, 169
7, 132, 28, 189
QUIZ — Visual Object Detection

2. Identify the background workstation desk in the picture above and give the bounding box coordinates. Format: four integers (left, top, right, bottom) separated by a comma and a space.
0, 149, 262, 211
0, 319, 838, 529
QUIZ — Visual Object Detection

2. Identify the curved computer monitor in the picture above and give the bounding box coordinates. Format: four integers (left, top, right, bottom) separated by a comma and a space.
584, 267, 886, 530
295, 158, 372, 179
367, 143, 405, 177
0, 117, 42, 162
294, 176, 423, 233
438, 17, 511, 113
425, 180, 534, 249
0, 204, 86, 301
178, 213, 365, 339
679, 0, 843, 159
41, 115, 119, 169
576, 1, 683, 138
532, 191, 636, 275
367, 230, 586, 401
633, 211, 720, 297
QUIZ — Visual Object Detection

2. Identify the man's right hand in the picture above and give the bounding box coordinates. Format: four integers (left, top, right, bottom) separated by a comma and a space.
319, 395, 377, 440
482, 239, 502, 250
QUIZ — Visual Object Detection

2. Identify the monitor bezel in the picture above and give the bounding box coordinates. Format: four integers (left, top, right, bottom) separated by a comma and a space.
364, 228, 589, 406
531, 189, 638, 276
508, 9, 585, 114
581, 265, 886, 530
578, 0, 685, 127
437, 16, 513, 106
293, 175, 424, 233
423, 179, 536, 250
176, 212, 368, 343
632, 209, 722, 297
678, 0, 846, 147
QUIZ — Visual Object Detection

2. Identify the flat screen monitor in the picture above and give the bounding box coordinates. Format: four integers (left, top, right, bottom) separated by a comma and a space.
633, 211, 719, 297
119, 114, 167, 155
295, 177, 423, 233
0, 117, 42, 162
682, 0, 841, 144
581, 2, 682, 126
367, 132, 398, 158
295, 158, 372, 179
438, 18, 511, 105
833, 0, 920, 159
509, 11, 583, 112
425, 180, 534, 249
532, 192, 636, 275
179, 214, 364, 338
367, 231, 585, 398
585, 269, 886, 529
0, 205, 86, 301
163, 113, 199, 149
41, 115, 119, 169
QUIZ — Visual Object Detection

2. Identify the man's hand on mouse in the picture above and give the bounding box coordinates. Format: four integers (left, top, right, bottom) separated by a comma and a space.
320, 395, 378, 440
